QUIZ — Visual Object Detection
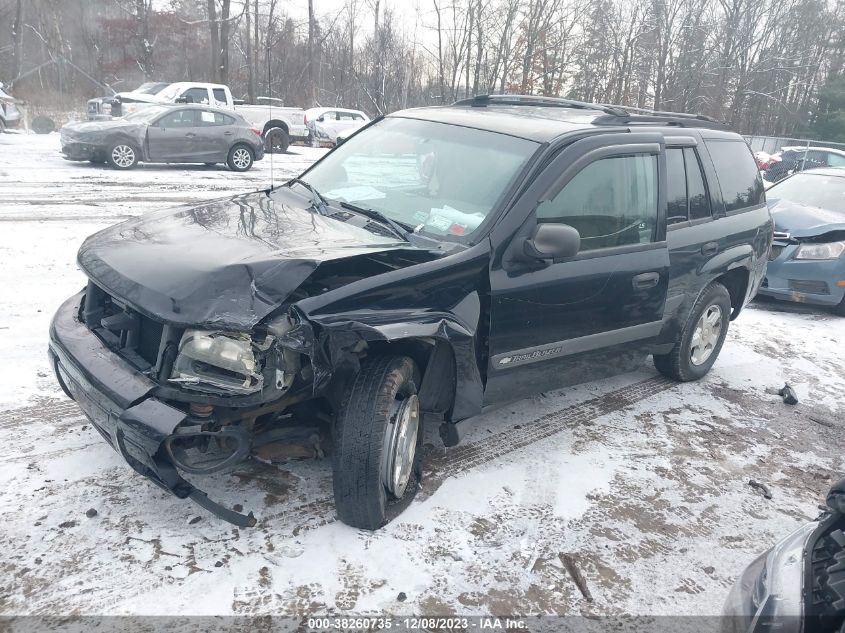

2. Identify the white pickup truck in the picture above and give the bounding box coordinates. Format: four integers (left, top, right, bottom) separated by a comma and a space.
108, 81, 307, 153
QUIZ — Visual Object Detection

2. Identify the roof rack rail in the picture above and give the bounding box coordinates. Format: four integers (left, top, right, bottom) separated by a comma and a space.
598, 103, 719, 122
452, 93, 727, 129
591, 113, 727, 130
452, 94, 629, 117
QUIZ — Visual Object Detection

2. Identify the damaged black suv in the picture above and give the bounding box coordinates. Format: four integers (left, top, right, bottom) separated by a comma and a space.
49, 95, 771, 529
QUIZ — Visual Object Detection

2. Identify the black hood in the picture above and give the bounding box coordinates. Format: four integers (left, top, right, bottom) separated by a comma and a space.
78, 188, 421, 330
768, 198, 845, 238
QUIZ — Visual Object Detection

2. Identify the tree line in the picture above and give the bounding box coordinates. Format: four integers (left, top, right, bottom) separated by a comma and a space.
1, 0, 844, 140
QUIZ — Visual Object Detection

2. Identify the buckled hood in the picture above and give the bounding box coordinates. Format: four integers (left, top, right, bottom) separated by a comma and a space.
77, 188, 422, 330
768, 198, 845, 238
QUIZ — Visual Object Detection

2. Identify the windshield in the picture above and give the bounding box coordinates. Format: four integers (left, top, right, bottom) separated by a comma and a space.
135, 82, 168, 95
301, 117, 538, 241
769, 172, 845, 214
123, 105, 170, 122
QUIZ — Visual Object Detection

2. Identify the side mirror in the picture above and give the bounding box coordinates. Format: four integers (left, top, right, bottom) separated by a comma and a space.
175, 96, 188, 104
524, 223, 580, 260
316, 115, 324, 122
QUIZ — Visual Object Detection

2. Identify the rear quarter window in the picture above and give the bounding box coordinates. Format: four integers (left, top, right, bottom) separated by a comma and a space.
705, 140, 764, 212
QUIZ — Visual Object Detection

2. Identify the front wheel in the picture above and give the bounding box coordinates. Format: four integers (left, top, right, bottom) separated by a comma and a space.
227, 144, 254, 172
107, 142, 139, 169
653, 282, 731, 381
333, 356, 422, 530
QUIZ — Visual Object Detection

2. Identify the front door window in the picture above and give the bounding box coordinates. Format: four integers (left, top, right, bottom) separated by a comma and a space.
536, 154, 658, 251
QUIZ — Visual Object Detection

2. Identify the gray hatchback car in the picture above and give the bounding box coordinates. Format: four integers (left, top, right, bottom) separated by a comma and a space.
61, 104, 265, 171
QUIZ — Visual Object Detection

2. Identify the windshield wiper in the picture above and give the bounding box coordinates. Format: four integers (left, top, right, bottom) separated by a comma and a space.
288, 178, 329, 216
337, 200, 411, 242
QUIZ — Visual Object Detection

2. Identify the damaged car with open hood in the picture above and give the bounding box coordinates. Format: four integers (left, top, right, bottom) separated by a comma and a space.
49, 95, 772, 529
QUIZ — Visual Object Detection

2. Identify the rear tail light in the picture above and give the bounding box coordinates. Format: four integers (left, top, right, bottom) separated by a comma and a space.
250, 127, 262, 137
303, 114, 308, 124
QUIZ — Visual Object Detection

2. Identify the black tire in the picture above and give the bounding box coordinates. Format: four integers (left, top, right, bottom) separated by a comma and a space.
0, 119, 6, 133
31, 115, 55, 134
653, 282, 731, 381
106, 141, 139, 169
834, 297, 845, 317
333, 355, 422, 530
264, 127, 290, 154
227, 144, 254, 172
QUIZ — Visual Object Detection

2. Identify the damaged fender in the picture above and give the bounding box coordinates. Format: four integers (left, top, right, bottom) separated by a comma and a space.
285, 243, 493, 421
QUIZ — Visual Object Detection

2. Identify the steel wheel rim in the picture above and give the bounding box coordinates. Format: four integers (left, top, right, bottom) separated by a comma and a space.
382, 394, 419, 498
690, 304, 723, 365
111, 145, 134, 167
232, 148, 251, 169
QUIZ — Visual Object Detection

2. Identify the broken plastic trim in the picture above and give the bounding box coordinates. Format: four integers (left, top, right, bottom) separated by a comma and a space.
189, 489, 257, 527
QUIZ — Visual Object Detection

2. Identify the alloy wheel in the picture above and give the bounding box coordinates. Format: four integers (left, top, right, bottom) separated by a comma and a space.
382, 394, 420, 498
690, 304, 723, 365
232, 147, 251, 169
111, 145, 135, 168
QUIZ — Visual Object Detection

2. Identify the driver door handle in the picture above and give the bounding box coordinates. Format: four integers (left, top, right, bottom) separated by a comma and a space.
632, 271, 660, 290
223, 131, 234, 136
185, 132, 196, 138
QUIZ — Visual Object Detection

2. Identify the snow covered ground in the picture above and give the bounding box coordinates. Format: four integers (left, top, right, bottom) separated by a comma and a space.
2, 131, 844, 619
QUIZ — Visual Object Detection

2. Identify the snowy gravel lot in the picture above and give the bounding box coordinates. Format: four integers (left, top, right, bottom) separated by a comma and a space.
2, 131, 844, 619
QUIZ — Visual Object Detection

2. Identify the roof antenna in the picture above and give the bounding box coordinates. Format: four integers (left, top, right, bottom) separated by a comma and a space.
267, 38, 274, 192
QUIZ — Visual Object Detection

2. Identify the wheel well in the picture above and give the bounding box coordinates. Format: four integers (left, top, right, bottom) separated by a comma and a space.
715, 268, 750, 319
262, 120, 289, 136
365, 339, 456, 415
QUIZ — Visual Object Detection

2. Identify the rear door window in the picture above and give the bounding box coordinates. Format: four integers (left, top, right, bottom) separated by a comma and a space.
685, 148, 711, 220
537, 154, 658, 252
666, 148, 688, 225
665, 147, 712, 225
705, 140, 764, 212
198, 110, 236, 126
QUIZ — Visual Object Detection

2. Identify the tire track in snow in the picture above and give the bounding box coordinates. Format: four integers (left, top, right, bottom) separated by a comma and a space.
261, 376, 677, 531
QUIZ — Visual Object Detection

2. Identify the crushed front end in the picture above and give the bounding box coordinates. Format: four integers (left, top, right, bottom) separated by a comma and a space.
48, 282, 318, 527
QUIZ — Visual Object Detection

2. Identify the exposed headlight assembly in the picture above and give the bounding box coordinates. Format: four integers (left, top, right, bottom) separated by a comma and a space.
170, 330, 263, 395
795, 240, 845, 260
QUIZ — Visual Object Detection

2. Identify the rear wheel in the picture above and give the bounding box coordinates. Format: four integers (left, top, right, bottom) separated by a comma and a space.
107, 142, 139, 169
264, 127, 290, 154
834, 296, 845, 317
0, 119, 6, 133
653, 282, 731, 381
333, 356, 422, 530
227, 144, 254, 172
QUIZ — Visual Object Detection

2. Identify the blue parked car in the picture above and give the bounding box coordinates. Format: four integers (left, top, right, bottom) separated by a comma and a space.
760, 167, 845, 314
